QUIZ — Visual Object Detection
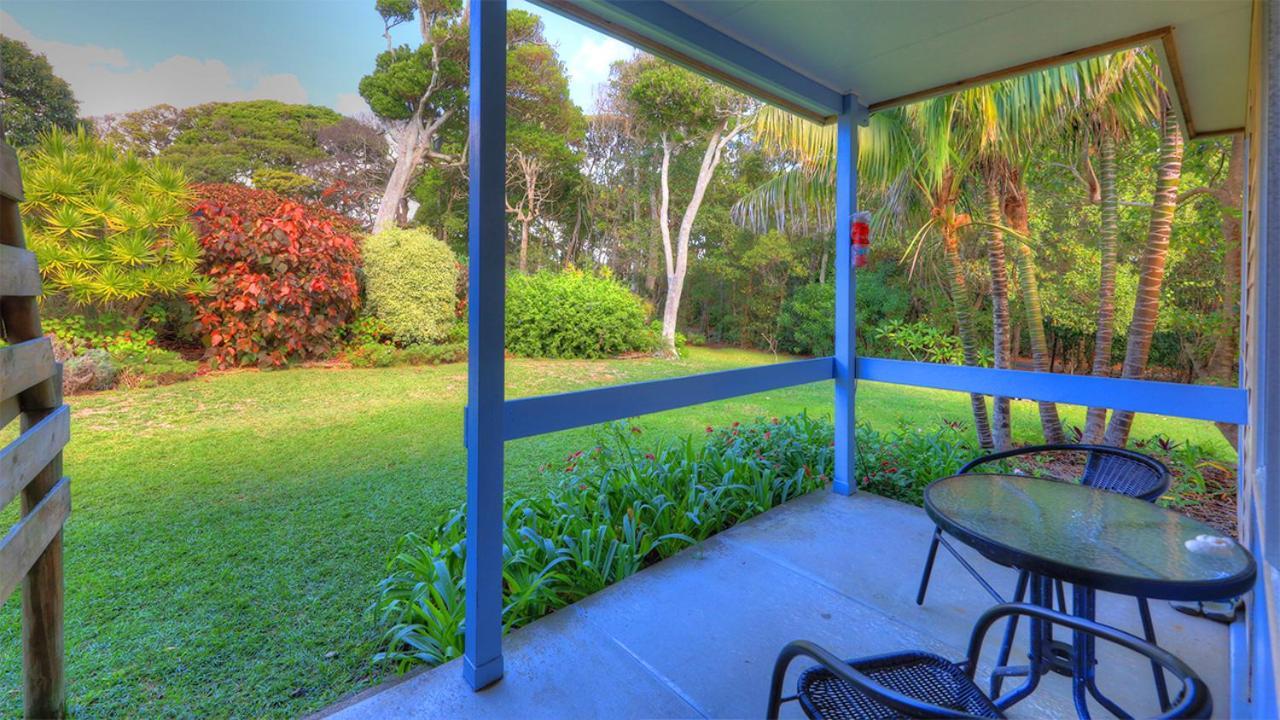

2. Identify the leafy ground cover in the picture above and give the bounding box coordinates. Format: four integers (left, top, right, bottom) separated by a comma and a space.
0, 348, 1233, 718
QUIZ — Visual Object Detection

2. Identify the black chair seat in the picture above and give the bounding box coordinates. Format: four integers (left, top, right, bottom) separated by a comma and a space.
797, 651, 1004, 720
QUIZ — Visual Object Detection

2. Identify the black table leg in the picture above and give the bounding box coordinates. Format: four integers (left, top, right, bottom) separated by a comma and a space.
1137, 597, 1173, 712
992, 573, 1052, 709
1072, 585, 1134, 719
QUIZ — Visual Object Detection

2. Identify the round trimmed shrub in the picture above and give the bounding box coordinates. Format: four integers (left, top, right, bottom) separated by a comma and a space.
362, 228, 459, 345
506, 269, 654, 359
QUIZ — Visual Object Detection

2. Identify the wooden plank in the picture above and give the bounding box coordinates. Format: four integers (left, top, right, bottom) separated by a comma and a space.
0, 477, 69, 605
0, 406, 69, 511
19, 396, 64, 719
0, 139, 65, 718
0, 395, 20, 431
0, 338, 54, 402
0, 143, 21, 203
0, 245, 42, 297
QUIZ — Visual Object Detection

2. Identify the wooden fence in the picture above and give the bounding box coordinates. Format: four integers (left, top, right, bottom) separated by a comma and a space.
0, 140, 70, 718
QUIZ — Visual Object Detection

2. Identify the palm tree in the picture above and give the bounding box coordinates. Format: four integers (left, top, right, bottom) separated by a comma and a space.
740, 52, 1166, 447
981, 167, 1013, 449
1042, 51, 1161, 443
1104, 95, 1184, 446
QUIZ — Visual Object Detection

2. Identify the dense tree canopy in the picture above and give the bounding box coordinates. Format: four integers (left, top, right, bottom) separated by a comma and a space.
0, 35, 79, 147
157, 100, 343, 185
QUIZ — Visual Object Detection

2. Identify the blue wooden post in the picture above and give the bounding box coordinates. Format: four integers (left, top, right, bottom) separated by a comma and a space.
832, 95, 862, 495
464, 0, 506, 691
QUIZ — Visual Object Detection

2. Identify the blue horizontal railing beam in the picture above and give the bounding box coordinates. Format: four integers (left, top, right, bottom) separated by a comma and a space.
856, 357, 1248, 425
501, 357, 835, 442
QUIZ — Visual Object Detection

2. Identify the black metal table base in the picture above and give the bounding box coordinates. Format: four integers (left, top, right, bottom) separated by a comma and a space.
988, 573, 1173, 719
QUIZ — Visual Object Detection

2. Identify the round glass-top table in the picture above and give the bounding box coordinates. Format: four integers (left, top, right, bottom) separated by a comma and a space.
924, 473, 1256, 718
924, 473, 1255, 601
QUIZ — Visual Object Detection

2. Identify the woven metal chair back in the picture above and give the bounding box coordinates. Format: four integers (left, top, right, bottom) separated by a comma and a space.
960, 444, 1170, 503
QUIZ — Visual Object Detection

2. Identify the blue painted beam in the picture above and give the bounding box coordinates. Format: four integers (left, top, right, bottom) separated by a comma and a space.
856, 358, 1248, 425
832, 95, 859, 496
463, 0, 506, 692
503, 358, 835, 441
532, 0, 847, 122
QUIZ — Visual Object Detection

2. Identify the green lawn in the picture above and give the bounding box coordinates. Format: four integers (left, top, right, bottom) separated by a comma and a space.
0, 347, 1232, 718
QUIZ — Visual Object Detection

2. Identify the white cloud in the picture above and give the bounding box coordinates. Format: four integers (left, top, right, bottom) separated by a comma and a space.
333, 92, 373, 118
567, 36, 633, 111
1, 10, 309, 116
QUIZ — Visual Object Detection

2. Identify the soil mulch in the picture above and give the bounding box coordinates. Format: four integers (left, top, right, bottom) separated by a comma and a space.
1171, 464, 1237, 538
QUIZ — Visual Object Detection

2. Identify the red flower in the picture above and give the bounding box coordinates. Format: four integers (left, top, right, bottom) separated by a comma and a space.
732, 421, 740, 428
764, 431, 771, 440
706, 426, 714, 433
630, 426, 642, 435
644, 453, 655, 460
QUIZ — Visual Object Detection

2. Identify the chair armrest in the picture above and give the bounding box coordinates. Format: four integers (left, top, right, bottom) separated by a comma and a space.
767, 640, 980, 720
966, 603, 1212, 719
959, 443, 1089, 474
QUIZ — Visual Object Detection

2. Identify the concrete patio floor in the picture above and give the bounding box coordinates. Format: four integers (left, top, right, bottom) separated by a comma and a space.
318, 490, 1233, 719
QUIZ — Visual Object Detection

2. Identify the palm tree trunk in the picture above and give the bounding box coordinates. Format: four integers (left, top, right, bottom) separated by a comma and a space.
1003, 178, 1066, 444
1205, 135, 1244, 383
1083, 133, 1120, 442
983, 177, 1012, 450
1104, 102, 1184, 446
942, 225, 995, 449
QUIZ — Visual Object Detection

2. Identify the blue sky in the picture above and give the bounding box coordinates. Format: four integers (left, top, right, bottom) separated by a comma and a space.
0, 0, 634, 117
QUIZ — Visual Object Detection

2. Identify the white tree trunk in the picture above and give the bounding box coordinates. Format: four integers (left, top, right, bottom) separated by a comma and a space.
373, 120, 424, 234
658, 123, 736, 357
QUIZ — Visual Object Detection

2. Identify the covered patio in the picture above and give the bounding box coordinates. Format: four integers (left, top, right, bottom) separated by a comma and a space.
320, 490, 1231, 719
332, 0, 1277, 717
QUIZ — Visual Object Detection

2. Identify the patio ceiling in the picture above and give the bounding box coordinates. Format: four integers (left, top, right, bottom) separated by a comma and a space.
538, 0, 1252, 137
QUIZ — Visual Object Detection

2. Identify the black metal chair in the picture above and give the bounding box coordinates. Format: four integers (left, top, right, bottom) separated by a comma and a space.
765, 603, 1211, 720
916, 444, 1170, 607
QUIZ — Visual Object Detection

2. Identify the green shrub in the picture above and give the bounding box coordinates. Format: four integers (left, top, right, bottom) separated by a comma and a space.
45, 315, 158, 357
114, 348, 199, 388
362, 228, 459, 345
871, 320, 992, 366
346, 341, 467, 368
779, 282, 834, 356
854, 421, 979, 505
46, 315, 198, 390
21, 127, 205, 310
505, 268, 655, 359
372, 414, 832, 671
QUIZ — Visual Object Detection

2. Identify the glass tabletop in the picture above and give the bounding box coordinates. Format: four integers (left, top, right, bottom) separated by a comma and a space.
924, 473, 1256, 600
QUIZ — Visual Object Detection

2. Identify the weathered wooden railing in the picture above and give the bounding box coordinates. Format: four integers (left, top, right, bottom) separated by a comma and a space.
1, 140, 70, 718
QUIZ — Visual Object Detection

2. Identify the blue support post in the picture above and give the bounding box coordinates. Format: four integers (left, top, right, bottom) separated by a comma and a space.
463, 0, 506, 691
832, 95, 862, 495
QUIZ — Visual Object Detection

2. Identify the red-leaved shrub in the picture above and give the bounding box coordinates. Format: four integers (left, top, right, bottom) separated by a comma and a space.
189, 184, 361, 368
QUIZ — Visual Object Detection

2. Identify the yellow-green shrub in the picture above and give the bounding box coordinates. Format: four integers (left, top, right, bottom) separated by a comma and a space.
505, 268, 655, 359
362, 227, 459, 345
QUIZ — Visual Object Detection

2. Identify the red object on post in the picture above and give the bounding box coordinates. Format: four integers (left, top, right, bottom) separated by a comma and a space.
851, 211, 871, 268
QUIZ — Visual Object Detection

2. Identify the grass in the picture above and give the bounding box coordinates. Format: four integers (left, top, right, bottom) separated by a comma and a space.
0, 347, 1233, 718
